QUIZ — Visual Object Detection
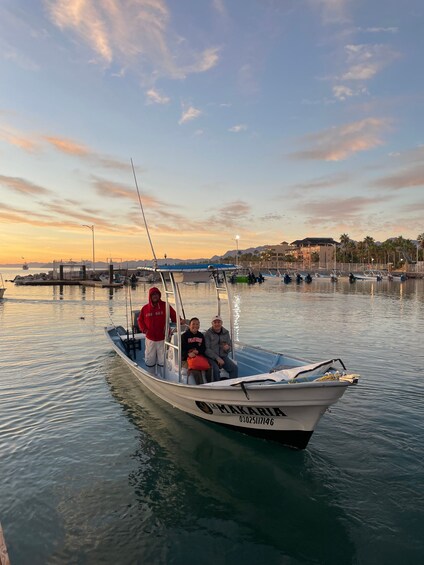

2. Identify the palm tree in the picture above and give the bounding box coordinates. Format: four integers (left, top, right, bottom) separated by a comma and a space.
362, 236, 375, 263
339, 233, 350, 263
417, 233, 424, 261
260, 249, 273, 268
381, 239, 394, 265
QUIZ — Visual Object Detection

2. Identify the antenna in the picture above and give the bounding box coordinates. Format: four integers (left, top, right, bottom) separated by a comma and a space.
131, 158, 158, 268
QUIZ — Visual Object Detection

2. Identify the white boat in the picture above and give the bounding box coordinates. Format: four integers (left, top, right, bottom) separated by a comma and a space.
353, 271, 383, 281
135, 271, 158, 283
105, 264, 358, 450
387, 273, 407, 282
262, 270, 282, 282
0, 274, 5, 299
314, 272, 338, 281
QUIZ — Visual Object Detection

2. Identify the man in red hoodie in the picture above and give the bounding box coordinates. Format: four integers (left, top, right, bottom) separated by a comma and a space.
138, 287, 178, 375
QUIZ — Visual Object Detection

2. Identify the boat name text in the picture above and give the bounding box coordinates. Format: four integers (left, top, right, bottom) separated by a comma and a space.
195, 401, 287, 417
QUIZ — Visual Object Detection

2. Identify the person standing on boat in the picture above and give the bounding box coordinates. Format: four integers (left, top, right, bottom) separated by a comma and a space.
205, 315, 238, 381
138, 287, 178, 375
181, 317, 212, 385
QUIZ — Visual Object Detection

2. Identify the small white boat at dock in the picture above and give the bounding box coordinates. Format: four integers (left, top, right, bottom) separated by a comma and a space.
105, 264, 358, 450
0, 274, 6, 299
352, 271, 383, 281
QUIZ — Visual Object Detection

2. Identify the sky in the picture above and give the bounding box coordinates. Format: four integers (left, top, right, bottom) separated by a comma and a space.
1, 0, 423, 264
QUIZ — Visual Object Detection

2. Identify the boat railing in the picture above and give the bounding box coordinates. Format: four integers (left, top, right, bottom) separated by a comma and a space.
161, 273, 184, 382
206, 269, 235, 362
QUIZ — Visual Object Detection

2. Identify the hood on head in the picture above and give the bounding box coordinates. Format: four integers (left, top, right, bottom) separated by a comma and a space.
148, 286, 161, 304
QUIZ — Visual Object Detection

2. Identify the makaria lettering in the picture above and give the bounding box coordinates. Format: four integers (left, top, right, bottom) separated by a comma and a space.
195, 401, 286, 417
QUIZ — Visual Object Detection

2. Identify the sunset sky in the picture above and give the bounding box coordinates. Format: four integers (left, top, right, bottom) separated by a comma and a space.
1, 0, 423, 264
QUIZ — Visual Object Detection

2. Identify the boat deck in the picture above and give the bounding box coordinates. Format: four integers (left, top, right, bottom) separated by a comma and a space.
112, 326, 305, 384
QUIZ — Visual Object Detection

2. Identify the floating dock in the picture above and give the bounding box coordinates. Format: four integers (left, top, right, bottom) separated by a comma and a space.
0, 522, 10, 565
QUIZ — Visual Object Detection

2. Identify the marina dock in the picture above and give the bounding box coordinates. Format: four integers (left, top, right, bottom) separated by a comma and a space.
0, 522, 10, 565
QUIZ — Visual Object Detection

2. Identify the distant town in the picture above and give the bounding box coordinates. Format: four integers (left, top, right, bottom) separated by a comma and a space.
2, 233, 424, 271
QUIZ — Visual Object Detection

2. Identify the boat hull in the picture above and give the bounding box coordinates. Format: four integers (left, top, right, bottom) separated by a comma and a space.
218, 423, 313, 450
107, 329, 350, 449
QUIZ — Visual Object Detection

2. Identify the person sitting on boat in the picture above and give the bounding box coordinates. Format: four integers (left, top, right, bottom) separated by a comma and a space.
138, 287, 181, 375
181, 317, 212, 385
205, 315, 238, 381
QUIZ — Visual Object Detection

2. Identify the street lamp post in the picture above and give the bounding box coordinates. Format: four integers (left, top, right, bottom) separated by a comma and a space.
82, 224, 95, 275
235, 235, 240, 267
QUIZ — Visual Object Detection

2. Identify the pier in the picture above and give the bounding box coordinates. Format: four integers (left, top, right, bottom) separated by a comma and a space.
0, 522, 10, 565
11, 262, 131, 287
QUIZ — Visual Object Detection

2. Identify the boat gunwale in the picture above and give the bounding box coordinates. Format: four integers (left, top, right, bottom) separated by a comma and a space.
105, 327, 350, 392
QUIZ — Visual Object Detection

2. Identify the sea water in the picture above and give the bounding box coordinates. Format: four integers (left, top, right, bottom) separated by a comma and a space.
0, 269, 423, 564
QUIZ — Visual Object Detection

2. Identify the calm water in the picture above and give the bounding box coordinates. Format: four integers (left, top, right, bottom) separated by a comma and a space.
1, 269, 423, 565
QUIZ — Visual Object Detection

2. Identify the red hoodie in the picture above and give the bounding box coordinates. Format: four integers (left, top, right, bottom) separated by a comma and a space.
137, 287, 177, 341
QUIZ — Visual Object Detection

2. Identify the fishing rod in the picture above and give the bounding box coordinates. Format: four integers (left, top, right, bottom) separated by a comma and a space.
128, 280, 135, 336
124, 283, 130, 338
131, 158, 158, 269
130, 158, 186, 325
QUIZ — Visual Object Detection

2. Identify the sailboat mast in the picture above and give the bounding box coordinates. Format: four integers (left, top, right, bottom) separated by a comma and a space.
131, 158, 158, 268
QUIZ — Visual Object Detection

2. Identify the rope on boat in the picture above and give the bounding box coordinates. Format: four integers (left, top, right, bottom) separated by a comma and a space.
270, 357, 346, 376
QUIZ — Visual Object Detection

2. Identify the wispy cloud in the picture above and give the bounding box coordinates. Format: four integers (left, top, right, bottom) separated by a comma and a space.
289, 172, 351, 191
145, 88, 170, 105
0, 201, 120, 231
220, 200, 250, 217
178, 105, 202, 125
0, 125, 39, 152
183, 47, 220, 75
289, 117, 390, 161
1, 120, 132, 170
341, 43, 399, 81
45, 0, 220, 82
91, 177, 165, 208
399, 201, 424, 213
2, 47, 40, 71
311, 0, 351, 25
260, 213, 283, 221
297, 196, 385, 216
0, 174, 52, 195
293, 195, 390, 233
211, 201, 251, 226
228, 124, 247, 133
212, 0, 227, 18
44, 136, 90, 156
358, 27, 398, 34
0, 208, 57, 226
43, 135, 131, 170
332, 84, 368, 100
372, 164, 424, 191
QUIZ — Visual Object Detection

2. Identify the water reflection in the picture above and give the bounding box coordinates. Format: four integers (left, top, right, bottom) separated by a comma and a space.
105, 359, 356, 565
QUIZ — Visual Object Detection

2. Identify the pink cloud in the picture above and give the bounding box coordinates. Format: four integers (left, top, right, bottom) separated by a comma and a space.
0, 175, 52, 195
372, 164, 424, 190
289, 118, 390, 161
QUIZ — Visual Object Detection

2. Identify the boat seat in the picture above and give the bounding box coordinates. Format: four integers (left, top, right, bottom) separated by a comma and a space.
167, 332, 210, 385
